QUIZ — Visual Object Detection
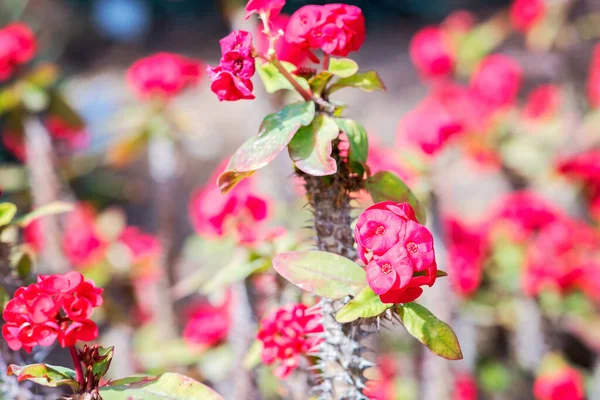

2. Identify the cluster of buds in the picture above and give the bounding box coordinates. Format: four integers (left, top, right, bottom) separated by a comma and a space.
354, 202, 438, 303
2, 272, 103, 352
257, 304, 323, 378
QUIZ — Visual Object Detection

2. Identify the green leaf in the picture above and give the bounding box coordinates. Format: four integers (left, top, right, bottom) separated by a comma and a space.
256, 61, 310, 94
328, 58, 359, 78
397, 303, 463, 360
335, 286, 392, 323
14, 249, 34, 279
202, 258, 267, 294
21, 83, 49, 113
335, 118, 368, 164
329, 71, 386, 94
107, 130, 150, 168
0, 203, 17, 226
47, 90, 85, 128
7, 364, 79, 390
218, 102, 316, 193
18, 202, 73, 226
289, 114, 339, 176
365, 171, 427, 224
243, 340, 263, 370
92, 346, 114, 380
309, 71, 334, 96
100, 373, 223, 400
273, 251, 366, 299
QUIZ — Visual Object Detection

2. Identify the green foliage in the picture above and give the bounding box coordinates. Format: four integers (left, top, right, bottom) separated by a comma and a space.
289, 114, 339, 176
479, 361, 511, 393
256, 61, 310, 94
92, 346, 115, 381
335, 118, 369, 166
273, 251, 367, 299
309, 71, 334, 96
397, 303, 463, 360
335, 286, 392, 323
365, 171, 427, 224
243, 340, 263, 370
218, 102, 316, 193
0, 202, 17, 226
328, 58, 359, 78
7, 363, 79, 390
99, 373, 223, 400
202, 258, 268, 294
329, 71, 386, 94
17, 201, 73, 226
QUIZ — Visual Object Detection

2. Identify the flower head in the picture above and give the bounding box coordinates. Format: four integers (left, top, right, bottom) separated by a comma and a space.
62, 204, 106, 268
257, 304, 323, 378
183, 302, 230, 348
245, 0, 286, 20
0, 23, 36, 82
470, 54, 522, 112
511, 0, 546, 33
534, 364, 585, 400
410, 26, 455, 80
2, 272, 102, 352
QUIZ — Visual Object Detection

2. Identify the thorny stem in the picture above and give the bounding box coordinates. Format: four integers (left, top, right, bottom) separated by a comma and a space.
69, 346, 85, 390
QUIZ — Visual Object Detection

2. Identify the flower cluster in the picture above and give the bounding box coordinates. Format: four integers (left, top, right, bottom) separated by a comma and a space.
286, 3, 365, 57
2, 272, 103, 352
409, 26, 455, 80
0, 23, 36, 82
245, 0, 285, 20
533, 364, 585, 400
127, 52, 203, 99
207, 30, 256, 102
189, 163, 274, 246
354, 202, 437, 304
255, 14, 315, 68
183, 301, 230, 348
257, 304, 323, 378
62, 204, 107, 268
510, 0, 546, 33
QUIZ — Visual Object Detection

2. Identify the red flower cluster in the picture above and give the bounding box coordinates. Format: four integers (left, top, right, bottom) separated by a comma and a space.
245, 0, 285, 20
409, 26, 455, 80
2, 272, 102, 352
189, 162, 273, 245
208, 31, 256, 102
257, 304, 323, 378
127, 52, 203, 99
533, 365, 585, 400
286, 4, 365, 57
510, 0, 546, 33
183, 301, 230, 348
62, 204, 106, 268
0, 23, 36, 82
255, 14, 315, 68
355, 202, 437, 304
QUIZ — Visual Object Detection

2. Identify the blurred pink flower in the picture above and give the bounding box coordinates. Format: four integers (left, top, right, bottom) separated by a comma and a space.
62, 203, 106, 268
23, 219, 44, 254
409, 26, 455, 80
2, 130, 26, 161
0, 23, 36, 81
454, 373, 478, 400
511, 0, 546, 33
522, 85, 561, 121
588, 43, 600, 108
470, 54, 522, 113
245, 0, 285, 20
533, 365, 585, 400
46, 116, 90, 150
183, 301, 230, 348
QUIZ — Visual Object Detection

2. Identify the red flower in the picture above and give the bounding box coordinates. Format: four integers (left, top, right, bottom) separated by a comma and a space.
183, 302, 230, 347
355, 202, 437, 304
257, 304, 323, 378
24, 218, 45, 253
119, 226, 162, 264
445, 217, 487, 297
2, 130, 26, 161
364, 356, 398, 399
454, 373, 478, 400
208, 30, 256, 101
533, 366, 585, 400
0, 23, 36, 82
588, 44, 600, 108
62, 204, 106, 268
558, 149, 600, 185
511, 0, 546, 33
245, 0, 286, 20
2, 272, 102, 352
127, 52, 203, 99
255, 14, 315, 68
409, 26, 455, 80
470, 54, 522, 112
491, 191, 560, 238
46, 116, 90, 150
286, 4, 365, 57
523, 85, 561, 120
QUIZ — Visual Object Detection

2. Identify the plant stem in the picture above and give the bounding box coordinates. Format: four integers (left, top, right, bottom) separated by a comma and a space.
323, 54, 330, 71
272, 58, 314, 102
69, 346, 85, 390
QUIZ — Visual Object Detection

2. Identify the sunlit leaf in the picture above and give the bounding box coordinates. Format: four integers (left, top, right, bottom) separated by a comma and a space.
397, 303, 463, 360
329, 71, 386, 94
289, 114, 339, 176
335, 286, 392, 323
7, 364, 79, 390
365, 171, 427, 224
273, 251, 366, 299
0, 203, 17, 226
335, 118, 368, 164
309, 71, 334, 96
328, 58, 359, 78
218, 102, 315, 193
256, 61, 310, 94
18, 201, 73, 226
100, 373, 223, 400
243, 340, 263, 370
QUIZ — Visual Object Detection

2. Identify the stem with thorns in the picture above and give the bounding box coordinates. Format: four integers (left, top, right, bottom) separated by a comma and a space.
298, 146, 372, 400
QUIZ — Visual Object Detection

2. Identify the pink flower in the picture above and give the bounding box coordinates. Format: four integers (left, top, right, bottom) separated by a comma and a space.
127, 52, 203, 99
286, 4, 365, 57
208, 30, 256, 101
409, 26, 455, 80
491, 191, 560, 238
557, 149, 600, 185
257, 304, 323, 378
2, 272, 102, 352
511, 0, 546, 33
470, 54, 522, 112
23, 218, 45, 253
0, 23, 36, 82
119, 226, 161, 264
522, 85, 561, 120
183, 302, 230, 347
587, 44, 600, 108
46, 116, 90, 150
245, 0, 286, 20
445, 217, 487, 297
442, 10, 477, 35
533, 366, 585, 400
254, 14, 315, 68
454, 373, 478, 400
364, 356, 398, 400
62, 204, 106, 268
